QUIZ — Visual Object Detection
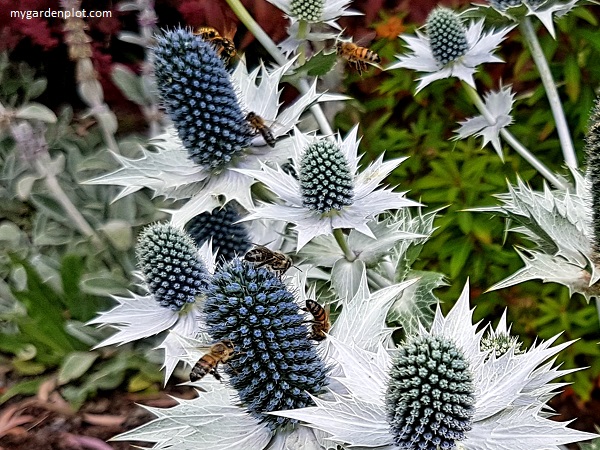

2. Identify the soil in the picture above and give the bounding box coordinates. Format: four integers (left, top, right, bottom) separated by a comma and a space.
0, 382, 198, 450
0, 377, 598, 450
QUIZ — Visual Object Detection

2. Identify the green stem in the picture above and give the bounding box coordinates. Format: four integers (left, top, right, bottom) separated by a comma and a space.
225, 0, 334, 136
520, 18, 577, 168
333, 228, 355, 261
462, 83, 569, 190
367, 270, 392, 290
297, 20, 309, 66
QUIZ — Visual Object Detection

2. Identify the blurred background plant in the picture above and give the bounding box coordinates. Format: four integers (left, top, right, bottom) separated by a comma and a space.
1, 0, 600, 447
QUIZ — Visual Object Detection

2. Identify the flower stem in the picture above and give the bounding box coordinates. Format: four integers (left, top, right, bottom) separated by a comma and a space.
333, 228, 355, 261
367, 270, 392, 290
297, 20, 309, 66
34, 158, 101, 246
462, 83, 569, 190
224, 0, 334, 136
520, 17, 577, 168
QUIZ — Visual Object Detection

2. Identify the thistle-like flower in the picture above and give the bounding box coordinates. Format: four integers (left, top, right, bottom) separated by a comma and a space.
86, 28, 342, 224
186, 204, 251, 262
153, 28, 253, 170
237, 126, 419, 250
388, 7, 512, 93
455, 85, 515, 159
203, 258, 328, 429
265, 0, 360, 28
89, 223, 215, 381
96, 253, 333, 449
485, 0, 580, 38
473, 101, 600, 301
273, 284, 597, 449
136, 223, 207, 310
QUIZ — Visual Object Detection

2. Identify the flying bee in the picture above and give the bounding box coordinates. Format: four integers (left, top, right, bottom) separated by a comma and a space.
194, 25, 237, 64
244, 245, 293, 277
190, 339, 235, 382
303, 299, 331, 341
246, 112, 276, 147
336, 40, 381, 76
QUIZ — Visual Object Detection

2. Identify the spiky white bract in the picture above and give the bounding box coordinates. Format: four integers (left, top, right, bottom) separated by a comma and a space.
455, 85, 515, 159
475, 171, 600, 301
86, 60, 342, 226
237, 126, 420, 250
388, 19, 513, 93
265, 0, 361, 29
272, 283, 597, 449
483, 0, 581, 39
110, 274, 329, 450
88, 241, 217, 382
111, 380, 274, 450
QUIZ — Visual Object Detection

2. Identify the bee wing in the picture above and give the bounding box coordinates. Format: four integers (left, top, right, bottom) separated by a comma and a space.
354, 31, 376, 47
222, 22, 237, 41
168, 330, 214, 365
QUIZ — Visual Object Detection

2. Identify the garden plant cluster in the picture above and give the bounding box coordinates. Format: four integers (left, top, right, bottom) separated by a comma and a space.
2, 0, 600, 449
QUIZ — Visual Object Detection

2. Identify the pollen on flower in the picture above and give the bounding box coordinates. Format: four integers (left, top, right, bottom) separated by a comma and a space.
153, 28, 253, 170
186, 205, 251, 262
426, 7, 469, 66
202, 259, 329, 429
385, 335, 475, 450
136, 223, 207, 310
299, 140, 354, 214
291, 0, 324, 22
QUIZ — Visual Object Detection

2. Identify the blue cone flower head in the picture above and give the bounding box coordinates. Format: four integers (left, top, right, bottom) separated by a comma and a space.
153, 28, 253, 170
186, 204, 252, 262
203, 258, 328, 429
136, 222, 207, 310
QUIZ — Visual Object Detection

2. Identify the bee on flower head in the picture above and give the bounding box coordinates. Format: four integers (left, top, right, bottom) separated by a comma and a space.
335, 34, 381, 76
194, 25, 237, 65
243, 244, 292, 278
303, 299, 331, 341
246, 112, 276, 148
189, 339, 236, 382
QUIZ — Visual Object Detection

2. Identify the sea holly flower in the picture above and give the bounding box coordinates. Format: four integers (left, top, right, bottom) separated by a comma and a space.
388, 7, 513, 93
265, 0, 361, 29
153, 28, 253, 170
475, 100, 600, 301
237, 126, 419, 250
86, 28, 342, 223
475, 172, 600, 300
89, 223, 217, 382
272, 284, 597, 449
455, 85, 515, 159
484, 0, 580, 38
111, 259, 331, 449
203, 258, 328, 429
185, 204, 252, 262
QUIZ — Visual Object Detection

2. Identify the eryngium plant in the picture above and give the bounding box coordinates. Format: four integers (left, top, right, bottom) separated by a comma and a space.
186, 205, 251, 262
136, 223, 207, 310
153, 28, 253, 170
202, 259, 328, 429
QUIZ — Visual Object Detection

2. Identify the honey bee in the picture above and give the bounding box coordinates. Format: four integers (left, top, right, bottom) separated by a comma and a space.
244, 245, 292, 277
336, 41, 381, 76
194, 26, 237, 64
246, 112, 276, 147
303, 299, 331, 341
190, 339, 235, 382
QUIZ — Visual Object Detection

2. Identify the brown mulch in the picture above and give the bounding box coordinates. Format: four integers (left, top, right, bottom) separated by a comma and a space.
0, 377, 598, 450
0, 382, 198, 450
